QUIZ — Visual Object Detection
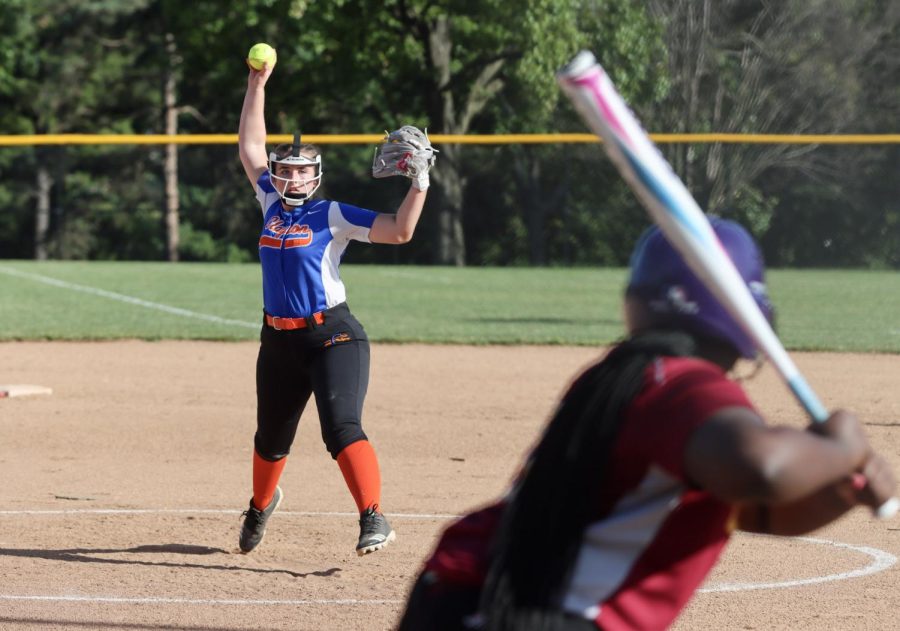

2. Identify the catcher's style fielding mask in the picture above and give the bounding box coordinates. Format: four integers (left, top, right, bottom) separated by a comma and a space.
269, 133, 322, 206
626, 218, 774, 359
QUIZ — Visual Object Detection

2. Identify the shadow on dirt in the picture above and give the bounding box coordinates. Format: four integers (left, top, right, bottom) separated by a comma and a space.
0, 544, 341, 579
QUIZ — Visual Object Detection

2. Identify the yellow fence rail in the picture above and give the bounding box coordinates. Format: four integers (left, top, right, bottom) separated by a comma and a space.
1, 133, 898, 146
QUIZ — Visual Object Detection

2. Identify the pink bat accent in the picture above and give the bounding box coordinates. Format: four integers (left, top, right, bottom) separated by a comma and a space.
573, 71, 633, 151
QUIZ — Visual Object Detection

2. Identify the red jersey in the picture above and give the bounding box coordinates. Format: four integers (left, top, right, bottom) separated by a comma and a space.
423, 356, 755, 630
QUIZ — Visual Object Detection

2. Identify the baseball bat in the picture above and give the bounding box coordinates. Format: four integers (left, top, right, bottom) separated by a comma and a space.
557, 50, 897, 520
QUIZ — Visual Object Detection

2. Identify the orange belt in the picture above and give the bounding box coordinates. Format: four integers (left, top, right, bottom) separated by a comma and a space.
265, 312, 325, 331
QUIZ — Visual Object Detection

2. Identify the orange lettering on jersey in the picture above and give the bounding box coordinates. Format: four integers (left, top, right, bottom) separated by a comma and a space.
265, 216, 286, 235
284, 225, 313, 248
259, 235, 282, 249
260, 218, 312, 249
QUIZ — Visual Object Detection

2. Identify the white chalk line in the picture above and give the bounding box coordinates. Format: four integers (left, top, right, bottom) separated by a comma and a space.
0, 510, 895, 605
0, 509, 458, 519
699, 535, 897, 593
0, 265, 258, 330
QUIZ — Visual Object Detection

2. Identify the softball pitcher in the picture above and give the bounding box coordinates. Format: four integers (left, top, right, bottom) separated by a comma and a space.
237, 53, 435, 556
398, 219, 896, 630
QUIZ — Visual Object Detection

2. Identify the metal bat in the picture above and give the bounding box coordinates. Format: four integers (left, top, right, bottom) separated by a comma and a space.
557, 50, 897, 519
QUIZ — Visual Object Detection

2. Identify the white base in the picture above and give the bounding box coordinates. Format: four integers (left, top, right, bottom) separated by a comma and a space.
0, 384, 53, 399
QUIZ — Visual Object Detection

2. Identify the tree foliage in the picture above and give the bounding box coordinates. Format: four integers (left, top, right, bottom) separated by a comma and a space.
0, 0, 896, 268
647, 0, 898, 266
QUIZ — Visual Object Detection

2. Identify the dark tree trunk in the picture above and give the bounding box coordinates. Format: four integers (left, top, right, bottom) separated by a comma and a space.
421, 15, 504, 265
35, 164, 51, 260
164, 32, 180, 262
432, 143, 466, 266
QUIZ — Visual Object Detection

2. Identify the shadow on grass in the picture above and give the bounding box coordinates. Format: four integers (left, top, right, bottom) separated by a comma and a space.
0, 543, 340, 579
468, 316, 621, 326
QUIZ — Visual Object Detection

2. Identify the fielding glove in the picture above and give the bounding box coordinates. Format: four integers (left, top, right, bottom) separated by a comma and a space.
372, 125, 437, 191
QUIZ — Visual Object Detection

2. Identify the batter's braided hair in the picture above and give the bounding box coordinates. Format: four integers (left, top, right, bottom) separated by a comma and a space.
479, 331, 699, 631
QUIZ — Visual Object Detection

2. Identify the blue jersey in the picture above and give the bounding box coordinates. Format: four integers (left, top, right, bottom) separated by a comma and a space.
256, 171, 378, 317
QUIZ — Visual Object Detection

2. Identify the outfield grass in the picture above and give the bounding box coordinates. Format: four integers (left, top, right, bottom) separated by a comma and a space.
1, 261, 898, 352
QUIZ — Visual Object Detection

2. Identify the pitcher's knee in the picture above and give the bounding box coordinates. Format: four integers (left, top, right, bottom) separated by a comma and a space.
323, 422, 368, 459
254, 435, 291, 461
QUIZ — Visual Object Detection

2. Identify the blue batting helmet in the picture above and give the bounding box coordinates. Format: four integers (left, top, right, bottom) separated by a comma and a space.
625, 218, 774, 359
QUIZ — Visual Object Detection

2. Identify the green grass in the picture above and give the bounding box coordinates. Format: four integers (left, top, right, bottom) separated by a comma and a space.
765, 269, 900, 352
1, 261, 898, 352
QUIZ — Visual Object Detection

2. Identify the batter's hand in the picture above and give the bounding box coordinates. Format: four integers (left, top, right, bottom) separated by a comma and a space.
847, 453, 897, 512
809, 409, 869, 470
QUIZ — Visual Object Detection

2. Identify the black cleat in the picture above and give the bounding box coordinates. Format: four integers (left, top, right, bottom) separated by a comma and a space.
239, 486, 283, 553
356, 505, 396, 556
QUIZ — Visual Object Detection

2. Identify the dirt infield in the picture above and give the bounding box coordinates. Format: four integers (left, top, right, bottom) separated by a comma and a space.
1, 341, 899, 630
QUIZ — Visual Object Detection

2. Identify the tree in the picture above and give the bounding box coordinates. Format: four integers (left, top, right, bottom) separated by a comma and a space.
489, 0, 667, 265
347, 0, 527, 265
0, 0, 165, 260
0, 0, 894, 268
647, 0, 896, 243
309, 0, 667, 265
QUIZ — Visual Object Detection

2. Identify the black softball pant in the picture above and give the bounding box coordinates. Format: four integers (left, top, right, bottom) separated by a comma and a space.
254, 302, 370, 461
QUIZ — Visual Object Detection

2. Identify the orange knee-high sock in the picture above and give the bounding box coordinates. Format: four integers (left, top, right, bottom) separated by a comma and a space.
336, 440, 381, 513
253, 450, 287, 510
